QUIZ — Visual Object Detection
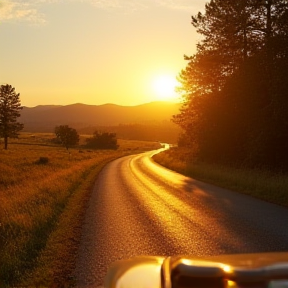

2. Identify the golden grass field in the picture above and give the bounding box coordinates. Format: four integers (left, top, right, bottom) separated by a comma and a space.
2, 133, 288, 286
0, 133, 161, 287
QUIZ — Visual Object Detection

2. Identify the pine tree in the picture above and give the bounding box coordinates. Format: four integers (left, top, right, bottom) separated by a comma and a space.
0, 84, 24, 149
174, 0, 288, 168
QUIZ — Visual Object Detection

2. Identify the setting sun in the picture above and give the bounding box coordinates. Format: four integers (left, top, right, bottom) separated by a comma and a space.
152, 75, 178, 101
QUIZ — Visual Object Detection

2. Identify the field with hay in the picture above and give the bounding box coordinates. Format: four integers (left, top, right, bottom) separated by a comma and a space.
0, 133, 161, 287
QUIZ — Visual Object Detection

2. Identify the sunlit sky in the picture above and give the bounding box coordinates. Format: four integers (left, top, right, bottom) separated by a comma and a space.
0, 0, 207, 107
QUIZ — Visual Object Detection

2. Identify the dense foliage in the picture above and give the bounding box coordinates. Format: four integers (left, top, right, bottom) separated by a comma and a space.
86, 131, 119, 150
54, 125, 80, 150
174, 0, 288, 170
0, 84, 24, 149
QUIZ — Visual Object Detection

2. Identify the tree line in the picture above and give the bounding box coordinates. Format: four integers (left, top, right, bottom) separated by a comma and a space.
0, 84, 118, 151
173, 0, 288, 170
78, 122, 180, 143
54, 125, 119, 150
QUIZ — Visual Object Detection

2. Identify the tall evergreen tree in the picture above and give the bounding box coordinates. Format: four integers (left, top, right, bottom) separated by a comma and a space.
191, 0, 264, 84
174, 0, 288, 169
0, 84, 24, 149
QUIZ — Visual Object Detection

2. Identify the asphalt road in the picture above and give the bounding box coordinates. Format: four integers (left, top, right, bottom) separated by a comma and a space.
75, 147, 288, 287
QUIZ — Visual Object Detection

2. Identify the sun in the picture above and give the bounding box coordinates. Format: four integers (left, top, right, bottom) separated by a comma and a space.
152, 75, 178, 101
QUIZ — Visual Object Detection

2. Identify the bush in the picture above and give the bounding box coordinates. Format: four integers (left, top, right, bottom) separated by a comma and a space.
85, 131, 119, 150
35, 157, 49, 165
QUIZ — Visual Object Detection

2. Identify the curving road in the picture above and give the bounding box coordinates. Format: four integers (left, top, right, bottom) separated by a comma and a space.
75, 147, 288, 287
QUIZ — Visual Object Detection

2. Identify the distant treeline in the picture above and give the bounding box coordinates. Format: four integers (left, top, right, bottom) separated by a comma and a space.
23, 122, 180, 144
174, 0, 288, 170
78, 123, 180, 144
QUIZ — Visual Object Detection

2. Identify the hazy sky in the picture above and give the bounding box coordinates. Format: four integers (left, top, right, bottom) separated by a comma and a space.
0, 0, 207, 107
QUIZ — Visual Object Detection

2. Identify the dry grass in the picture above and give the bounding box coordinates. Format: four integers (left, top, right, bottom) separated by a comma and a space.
153, 147, 288, 208
0, 133, 160, 287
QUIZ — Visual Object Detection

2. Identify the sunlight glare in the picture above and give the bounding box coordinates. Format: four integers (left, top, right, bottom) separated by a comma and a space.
152, 75, 178, 101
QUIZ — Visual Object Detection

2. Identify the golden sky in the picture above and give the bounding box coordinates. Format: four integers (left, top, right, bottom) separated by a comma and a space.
0, 0, 206, 107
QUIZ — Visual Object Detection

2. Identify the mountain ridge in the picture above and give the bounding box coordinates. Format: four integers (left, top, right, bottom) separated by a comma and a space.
20, 101, 181, 133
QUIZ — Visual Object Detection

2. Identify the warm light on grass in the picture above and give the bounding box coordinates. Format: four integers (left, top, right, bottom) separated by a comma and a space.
153, 147, 288, 208
0, 133, 161, 286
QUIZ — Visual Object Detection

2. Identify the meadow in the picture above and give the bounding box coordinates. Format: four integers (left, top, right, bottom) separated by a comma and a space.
153, 147, 288, 208
0, 133, 161, 287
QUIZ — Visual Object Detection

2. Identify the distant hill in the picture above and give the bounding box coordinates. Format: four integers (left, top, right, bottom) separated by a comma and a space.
20, 101, 181, 134
23, 105, 63, 111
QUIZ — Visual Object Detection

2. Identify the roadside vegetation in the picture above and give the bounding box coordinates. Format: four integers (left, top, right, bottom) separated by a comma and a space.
161, 1, 288, 209
173, 1, 288, 171
153, 147, 288, 209
0, 133, 161, 287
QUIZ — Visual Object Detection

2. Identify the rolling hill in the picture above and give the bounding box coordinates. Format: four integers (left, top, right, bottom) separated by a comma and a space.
20, 101, 181, 134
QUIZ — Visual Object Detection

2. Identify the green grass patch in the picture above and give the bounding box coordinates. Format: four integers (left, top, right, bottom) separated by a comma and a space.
153, 147, 288, 208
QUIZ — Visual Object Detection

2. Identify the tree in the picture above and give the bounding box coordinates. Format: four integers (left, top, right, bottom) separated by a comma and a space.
85, 131, 119, 150
54, 125, 79, 150
173, 0, 288, 169
0, 84, 24, 149
190, 0, 265, 88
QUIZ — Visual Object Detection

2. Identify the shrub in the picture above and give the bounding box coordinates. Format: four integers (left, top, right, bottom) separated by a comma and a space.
35, 157, 49, 165
85, 131, 119, 150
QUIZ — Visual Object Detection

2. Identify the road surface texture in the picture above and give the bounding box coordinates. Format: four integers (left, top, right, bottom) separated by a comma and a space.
75, 147, 288, 287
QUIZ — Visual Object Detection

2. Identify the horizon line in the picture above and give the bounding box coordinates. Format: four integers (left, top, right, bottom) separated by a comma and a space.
22, 100, 181, 109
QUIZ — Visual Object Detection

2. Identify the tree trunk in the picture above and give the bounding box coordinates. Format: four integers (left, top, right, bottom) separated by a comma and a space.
4, 136, 8, 150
